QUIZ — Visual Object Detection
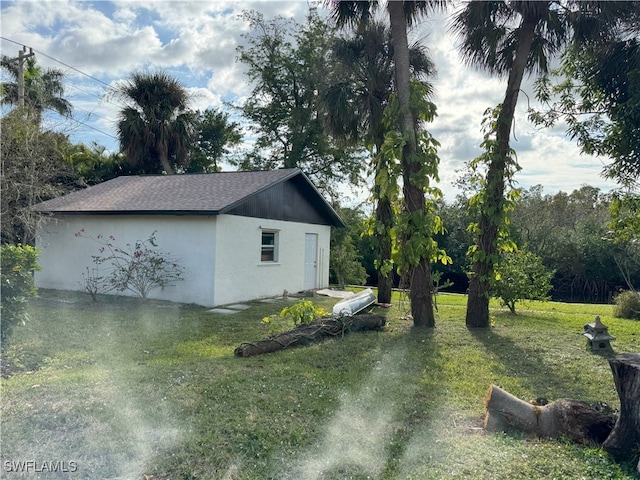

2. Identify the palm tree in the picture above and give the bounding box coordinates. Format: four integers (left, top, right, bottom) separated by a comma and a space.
451, 1, 634, 328
328, 0, 444, 327
0, 55, 72, 124
322, 21, 436, 304
111, 71, 195, 175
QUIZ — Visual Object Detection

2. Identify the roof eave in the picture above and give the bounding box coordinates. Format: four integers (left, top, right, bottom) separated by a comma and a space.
34, 210, 221, 216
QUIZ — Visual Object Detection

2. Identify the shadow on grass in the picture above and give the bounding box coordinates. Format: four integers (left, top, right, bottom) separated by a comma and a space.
468, 320, 610, 402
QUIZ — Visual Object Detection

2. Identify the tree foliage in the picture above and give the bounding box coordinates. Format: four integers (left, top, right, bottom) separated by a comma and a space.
236, 9, 363, 193
1, 54, 72, 125
66, 142, 123, 185
110, 71, 196, 175
465, 106, 521, 270
529, 5, 640, 189
330, 206, 368, 289
491, 248, 554, 314
1, 244, 40, 344
327, 0, 446, 327
380, 83, 450, 280
450, 0, 633, 328
428, 184, 637, 304
324, 20, 435, 304
186, 109, 243, 173
0, 110, 79, 244
511, 185, 626, 304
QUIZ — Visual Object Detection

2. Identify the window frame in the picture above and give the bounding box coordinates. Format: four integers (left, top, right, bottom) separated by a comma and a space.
260, 229, 279, 263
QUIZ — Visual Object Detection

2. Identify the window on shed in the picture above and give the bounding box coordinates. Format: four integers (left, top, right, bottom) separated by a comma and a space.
261, 231, 278, 262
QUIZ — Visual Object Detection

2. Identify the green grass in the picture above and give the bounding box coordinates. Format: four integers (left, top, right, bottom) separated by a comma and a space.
1, 289, 639, 479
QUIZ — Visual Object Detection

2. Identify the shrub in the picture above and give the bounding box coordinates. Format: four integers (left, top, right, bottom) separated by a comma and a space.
613, 290, 640, 320
263, 299, 328, 329
491, 248, 554, 314
1, 244, 40, 343
76, 230, 184, 299
330, 237, 367, 289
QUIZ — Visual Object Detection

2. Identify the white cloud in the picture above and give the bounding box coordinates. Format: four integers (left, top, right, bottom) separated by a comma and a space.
0, 0, 618, 200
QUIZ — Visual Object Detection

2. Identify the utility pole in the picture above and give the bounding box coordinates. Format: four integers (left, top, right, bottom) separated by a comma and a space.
9, 46, 35, 108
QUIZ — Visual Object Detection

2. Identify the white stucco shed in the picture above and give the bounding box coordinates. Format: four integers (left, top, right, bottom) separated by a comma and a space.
32, 169, 343, 307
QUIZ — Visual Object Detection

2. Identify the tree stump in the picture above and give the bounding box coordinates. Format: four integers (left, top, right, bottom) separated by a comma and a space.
234, 314, 386, 357
603, 353, 640, 462
484, 385, 615, 444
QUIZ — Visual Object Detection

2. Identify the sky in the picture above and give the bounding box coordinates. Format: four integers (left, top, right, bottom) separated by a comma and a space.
0, 0, 620, 203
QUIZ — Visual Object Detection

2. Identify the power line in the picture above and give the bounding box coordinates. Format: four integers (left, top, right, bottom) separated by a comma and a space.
1, 36, 111, 88
65, 82, 105, 101
72, 105, 116, 127
67, 115, 118, 140
1, 36, 120, 143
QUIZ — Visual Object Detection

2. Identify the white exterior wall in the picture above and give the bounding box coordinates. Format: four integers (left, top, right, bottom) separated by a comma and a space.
212, 215, 330, 305
35, 215, 217, 306
35, 214, 331, 307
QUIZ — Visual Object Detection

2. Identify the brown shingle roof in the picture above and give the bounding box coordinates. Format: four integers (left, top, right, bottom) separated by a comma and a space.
33, 169, 302, 213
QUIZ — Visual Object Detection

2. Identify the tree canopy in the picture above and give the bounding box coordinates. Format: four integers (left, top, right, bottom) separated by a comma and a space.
322, 20, 436, 304
1, 54, 73, 125
186, 109, 243, 173
530, 6, 640, 189
110, 71, 196, 175
236, 8, 365, 194
1, 111, 78, 244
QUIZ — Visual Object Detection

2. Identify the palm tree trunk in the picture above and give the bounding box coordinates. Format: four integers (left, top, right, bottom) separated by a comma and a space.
465, 16, 537, 328
375, 195, 394, 304
388, 1, 435, 327
158, 139, 175, 175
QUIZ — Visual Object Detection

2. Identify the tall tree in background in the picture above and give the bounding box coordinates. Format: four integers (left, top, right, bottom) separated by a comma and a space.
322, 21, 436, 304
111, 71, 195, 175
528, 4, 640, 257
186, 109, 243, 173
510, 185, 620, 303
0, 55, 72, 125
329, 0, 445, 327
1, 111, 78, 244
451, 1, 631, 328
236, 9, 363, 193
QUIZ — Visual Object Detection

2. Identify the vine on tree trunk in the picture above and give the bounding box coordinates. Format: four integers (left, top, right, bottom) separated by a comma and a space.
378, 82, 451, 282
466, 106, 521, 291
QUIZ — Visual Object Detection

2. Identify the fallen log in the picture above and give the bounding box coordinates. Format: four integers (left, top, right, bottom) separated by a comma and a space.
483, 385, 615, 444
234, 314, 386, 358
603, 353, 640, 463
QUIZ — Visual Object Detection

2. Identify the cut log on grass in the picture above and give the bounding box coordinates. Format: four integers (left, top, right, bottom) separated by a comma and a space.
603, 353, 640, 462
234, 314, 386, 358
483, 385, 615, 444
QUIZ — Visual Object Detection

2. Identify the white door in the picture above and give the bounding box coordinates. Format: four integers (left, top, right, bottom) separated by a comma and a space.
304, 233, 318, 291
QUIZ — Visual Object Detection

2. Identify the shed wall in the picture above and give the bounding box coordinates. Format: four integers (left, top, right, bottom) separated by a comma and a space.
35, 215, 217, 306
34, 214, 332, 307
212, 215, 331, 305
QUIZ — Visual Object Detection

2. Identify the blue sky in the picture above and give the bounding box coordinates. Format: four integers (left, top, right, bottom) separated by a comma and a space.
0, 0, 619, 201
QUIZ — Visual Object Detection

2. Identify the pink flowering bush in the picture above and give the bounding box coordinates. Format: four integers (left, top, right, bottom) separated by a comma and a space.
76, 230, 184, 299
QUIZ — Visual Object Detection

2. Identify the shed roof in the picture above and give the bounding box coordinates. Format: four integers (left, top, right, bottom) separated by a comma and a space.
32, 169, 344, 227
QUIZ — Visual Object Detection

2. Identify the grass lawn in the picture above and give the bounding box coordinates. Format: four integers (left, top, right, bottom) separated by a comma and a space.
1, 288, 639, 479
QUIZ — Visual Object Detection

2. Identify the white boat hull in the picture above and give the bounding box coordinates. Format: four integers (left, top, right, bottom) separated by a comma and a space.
332, 288, 376, 317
